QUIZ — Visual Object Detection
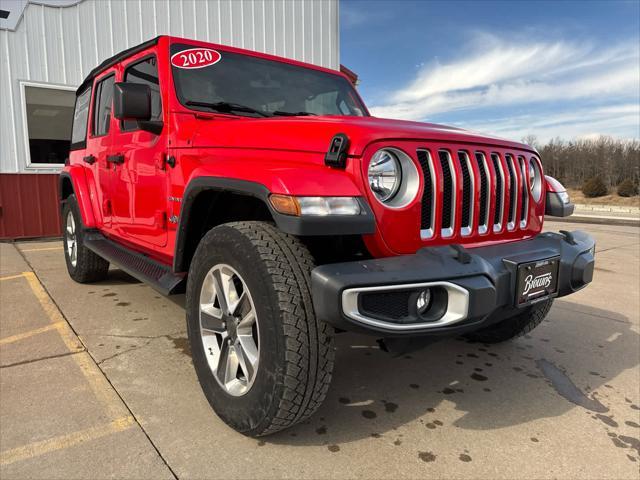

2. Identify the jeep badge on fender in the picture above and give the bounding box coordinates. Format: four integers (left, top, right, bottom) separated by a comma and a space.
60, 35, 595, 437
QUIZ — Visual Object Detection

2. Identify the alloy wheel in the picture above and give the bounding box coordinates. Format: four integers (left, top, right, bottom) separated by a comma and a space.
199, 264, 260, 396
65, 211, 77, 267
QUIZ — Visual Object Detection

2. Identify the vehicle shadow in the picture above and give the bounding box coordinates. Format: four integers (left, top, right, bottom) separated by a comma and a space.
94, 268, 142, 285
267, 301, 638, 446
95, 268, 188, 308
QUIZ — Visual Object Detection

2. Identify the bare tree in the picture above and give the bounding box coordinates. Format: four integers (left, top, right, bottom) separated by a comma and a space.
537, 136, 639, 189
521, 135, 540, 150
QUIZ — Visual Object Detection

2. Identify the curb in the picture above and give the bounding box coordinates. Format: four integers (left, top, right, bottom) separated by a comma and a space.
574, 203, 640, 214
546, 215, 640, 227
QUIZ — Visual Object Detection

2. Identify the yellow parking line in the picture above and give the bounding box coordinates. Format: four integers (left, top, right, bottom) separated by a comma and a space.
0, 416, 135, 466
0, 273, 26, 282
20, 246, 62, 253
22, 272, 83, 354
0, 321, 66, 346
22, 271, 124, 419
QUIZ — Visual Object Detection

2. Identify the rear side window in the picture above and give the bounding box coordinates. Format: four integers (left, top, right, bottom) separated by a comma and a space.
70, 86, 91, 149
92, 74, 115, 137
122, 56, 161, 130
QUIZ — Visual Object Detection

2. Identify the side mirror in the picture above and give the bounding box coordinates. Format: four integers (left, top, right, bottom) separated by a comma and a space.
114, 82, 151, 120
113, 82, 163, 134
544, 175, 574, 217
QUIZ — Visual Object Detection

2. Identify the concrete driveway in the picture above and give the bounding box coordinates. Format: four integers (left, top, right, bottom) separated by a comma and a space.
1, 220, 638, 479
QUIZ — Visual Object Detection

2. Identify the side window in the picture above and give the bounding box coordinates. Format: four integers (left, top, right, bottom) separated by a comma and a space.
92, 74, 115, 137
70, 86, 91, 149
122, 56, 161, 130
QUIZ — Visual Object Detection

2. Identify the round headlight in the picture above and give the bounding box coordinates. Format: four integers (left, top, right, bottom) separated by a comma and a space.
528, 158, 543, 202
528, 161, 536, 190
368, 149, 402, 202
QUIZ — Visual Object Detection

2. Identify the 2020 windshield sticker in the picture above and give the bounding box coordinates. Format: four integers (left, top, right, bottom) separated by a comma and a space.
171, 48, 221, 69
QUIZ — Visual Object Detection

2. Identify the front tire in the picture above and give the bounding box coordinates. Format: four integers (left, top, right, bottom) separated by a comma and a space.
186, 221, 334, 436
464, 299, 553, 343
62, 195, 109, 283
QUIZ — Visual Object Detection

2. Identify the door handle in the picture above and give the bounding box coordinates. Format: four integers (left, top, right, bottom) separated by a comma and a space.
107, 154, 125, 165
82, 154, 96, 165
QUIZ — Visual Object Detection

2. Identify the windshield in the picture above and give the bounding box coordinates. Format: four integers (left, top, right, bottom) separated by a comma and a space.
170, 44, 367, 118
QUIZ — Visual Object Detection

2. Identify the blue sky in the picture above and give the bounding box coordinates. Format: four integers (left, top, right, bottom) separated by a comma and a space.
340, 0, 640, 143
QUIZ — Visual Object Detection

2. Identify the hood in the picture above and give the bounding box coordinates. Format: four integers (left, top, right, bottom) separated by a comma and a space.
188, 115, 536, 156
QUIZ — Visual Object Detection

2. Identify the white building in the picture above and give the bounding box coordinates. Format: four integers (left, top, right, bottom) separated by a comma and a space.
0, 0, 340, 238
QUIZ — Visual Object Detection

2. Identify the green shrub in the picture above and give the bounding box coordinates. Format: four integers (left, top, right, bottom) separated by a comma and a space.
582, 176, 608, 198
617, 179, 638, 197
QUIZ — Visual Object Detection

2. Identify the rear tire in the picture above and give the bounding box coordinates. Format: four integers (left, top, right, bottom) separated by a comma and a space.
464, 299, 553, 343
186, 221, 334, 436
62, 195, 109, 283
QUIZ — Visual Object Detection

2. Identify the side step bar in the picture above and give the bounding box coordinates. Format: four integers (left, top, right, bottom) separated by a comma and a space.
84, 232, 185, 295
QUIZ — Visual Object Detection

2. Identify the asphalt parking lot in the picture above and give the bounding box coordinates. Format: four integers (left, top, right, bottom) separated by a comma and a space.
1, 220, 639, 479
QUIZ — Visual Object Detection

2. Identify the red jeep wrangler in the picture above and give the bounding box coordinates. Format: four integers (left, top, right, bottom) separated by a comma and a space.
60, 36, 595, 436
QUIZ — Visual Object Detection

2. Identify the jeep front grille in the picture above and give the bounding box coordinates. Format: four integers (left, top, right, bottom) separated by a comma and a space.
459, 151, 474, 236
418, 147, 533, 240
505, 154, 518, 230
416, 150, 436, 238
490, 153, 505, 232
475, 153, 490, 234
438, 151, 455, 237
518, 155, 529, 227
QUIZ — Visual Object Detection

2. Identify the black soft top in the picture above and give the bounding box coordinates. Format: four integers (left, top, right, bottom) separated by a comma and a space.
76, 35, 162, 94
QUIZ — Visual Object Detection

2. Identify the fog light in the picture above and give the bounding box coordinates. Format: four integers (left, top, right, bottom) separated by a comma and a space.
416, 289, 432, 314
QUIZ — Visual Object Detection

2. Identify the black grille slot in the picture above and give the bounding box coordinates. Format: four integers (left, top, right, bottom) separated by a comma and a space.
476, 153, 489, 228
518, 156, 528, 223
360, 290, 411, 321
439, 151, 454, 230
417, 150, 434, 231
491, 154, 503, 227
506, 155, 517, 226
459, 152, 472, 230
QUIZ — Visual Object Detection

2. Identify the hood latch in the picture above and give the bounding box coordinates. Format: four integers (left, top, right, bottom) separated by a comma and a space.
324, 133, 349, 168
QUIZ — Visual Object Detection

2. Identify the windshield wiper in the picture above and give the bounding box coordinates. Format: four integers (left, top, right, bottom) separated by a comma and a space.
185, 101, 269, 117
272, 110, 317, 117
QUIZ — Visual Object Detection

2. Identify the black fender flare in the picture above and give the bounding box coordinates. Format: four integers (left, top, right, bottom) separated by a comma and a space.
59, 171, 73, 202
173, 177, 375, 273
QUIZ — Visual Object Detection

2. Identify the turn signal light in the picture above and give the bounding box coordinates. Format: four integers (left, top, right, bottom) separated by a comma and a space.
269, 195, 361, 216
269, 195, 301, 216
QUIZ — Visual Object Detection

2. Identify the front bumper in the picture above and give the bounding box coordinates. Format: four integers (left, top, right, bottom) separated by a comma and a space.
311, 230, 595, 337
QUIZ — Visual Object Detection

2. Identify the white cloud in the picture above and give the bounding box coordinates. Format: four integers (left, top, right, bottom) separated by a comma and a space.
457, 104, 640, 143
391, 40, 582, 103
368, 34, 640, 141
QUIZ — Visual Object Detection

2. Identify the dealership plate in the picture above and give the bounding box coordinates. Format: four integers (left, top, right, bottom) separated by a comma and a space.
515, 257, 560, 307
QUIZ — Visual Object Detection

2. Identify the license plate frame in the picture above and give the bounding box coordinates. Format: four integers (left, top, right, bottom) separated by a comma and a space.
515, 256, 560, 307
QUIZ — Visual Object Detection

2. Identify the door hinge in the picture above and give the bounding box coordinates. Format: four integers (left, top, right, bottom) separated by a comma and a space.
159, 154, 177, 170
102, 199, 112, 216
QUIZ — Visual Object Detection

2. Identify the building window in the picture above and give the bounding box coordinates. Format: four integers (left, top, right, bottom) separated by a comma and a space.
23, 84, 75, 166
